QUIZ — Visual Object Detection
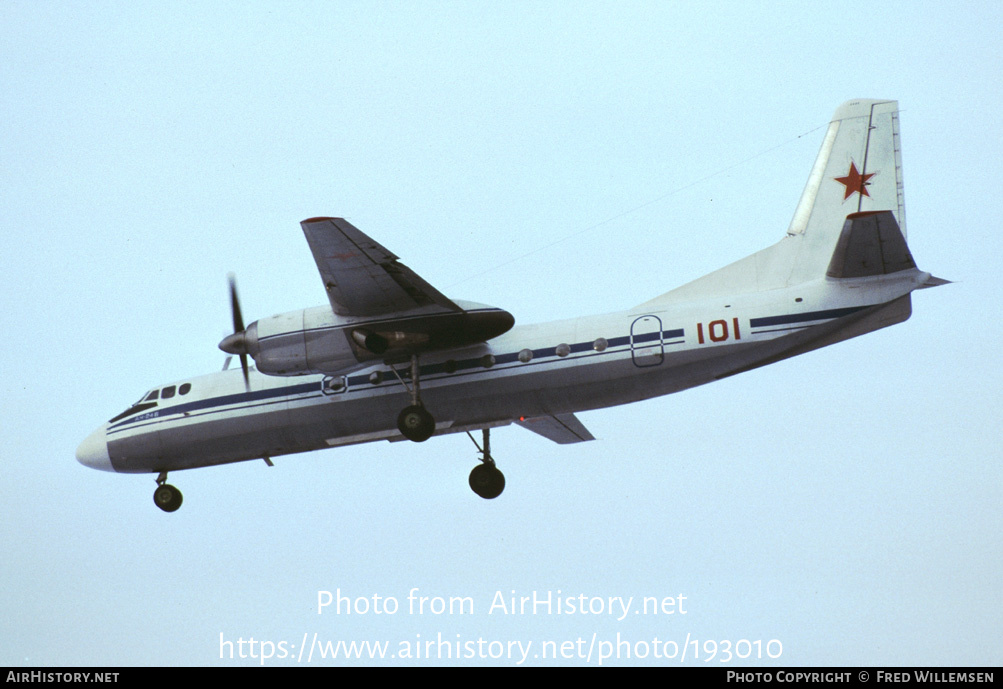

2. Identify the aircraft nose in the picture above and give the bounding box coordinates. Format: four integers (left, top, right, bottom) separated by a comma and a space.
76, 427, 113, 472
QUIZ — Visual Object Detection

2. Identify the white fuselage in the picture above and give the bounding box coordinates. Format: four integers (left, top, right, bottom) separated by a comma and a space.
76, 269, 929, 475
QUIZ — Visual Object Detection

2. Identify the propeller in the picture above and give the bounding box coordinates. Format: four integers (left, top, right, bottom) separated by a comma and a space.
218, 273, 250, 391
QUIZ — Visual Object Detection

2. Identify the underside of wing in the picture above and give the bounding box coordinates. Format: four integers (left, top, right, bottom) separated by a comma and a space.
516, 413, 596, 444
301, 217, 460, 317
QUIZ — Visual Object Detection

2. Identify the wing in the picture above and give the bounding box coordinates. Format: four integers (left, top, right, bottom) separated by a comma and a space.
516, 413, 595, 444
301, 217, 460, 317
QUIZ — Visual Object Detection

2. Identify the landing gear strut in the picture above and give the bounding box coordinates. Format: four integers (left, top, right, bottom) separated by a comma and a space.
393, 354, 435, 442
467, 428, 505, 499
153, 471, 183, 513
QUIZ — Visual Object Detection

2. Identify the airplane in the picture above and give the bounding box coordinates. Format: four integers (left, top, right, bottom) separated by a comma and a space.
76, 99, 947, 512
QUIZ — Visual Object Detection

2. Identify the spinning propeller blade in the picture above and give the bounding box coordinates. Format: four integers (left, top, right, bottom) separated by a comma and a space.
221, 274, 250, 391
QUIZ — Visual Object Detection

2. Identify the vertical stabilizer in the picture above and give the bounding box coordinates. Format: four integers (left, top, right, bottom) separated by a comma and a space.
784, 99, 905, 284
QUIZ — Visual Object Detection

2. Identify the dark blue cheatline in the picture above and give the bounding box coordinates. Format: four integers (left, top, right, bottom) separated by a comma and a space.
107, 327, 685, 433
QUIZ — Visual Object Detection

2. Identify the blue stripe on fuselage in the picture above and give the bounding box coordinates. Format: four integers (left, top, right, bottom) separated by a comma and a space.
749, 306, 868, 328
108, 306, 866, 435
108, 326, 687, 433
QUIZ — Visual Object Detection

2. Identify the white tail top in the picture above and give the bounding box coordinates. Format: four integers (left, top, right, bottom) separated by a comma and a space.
639, 99, 905, 307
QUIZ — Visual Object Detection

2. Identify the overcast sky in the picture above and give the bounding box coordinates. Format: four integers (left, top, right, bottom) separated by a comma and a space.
2, 1, 1000, 667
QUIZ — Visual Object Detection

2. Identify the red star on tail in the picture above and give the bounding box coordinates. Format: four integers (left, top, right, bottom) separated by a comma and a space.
834, 162, 875, 200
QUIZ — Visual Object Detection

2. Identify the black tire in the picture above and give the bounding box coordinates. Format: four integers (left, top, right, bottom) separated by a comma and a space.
397, 405, 435, 442
153, 484, 183, 513
469, 464, 505, 499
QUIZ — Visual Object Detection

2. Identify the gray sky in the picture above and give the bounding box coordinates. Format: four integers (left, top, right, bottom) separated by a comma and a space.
2, 0, 999, 667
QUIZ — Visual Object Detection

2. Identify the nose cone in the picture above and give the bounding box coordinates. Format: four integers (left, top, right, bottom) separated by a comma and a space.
76, 427, 113, 472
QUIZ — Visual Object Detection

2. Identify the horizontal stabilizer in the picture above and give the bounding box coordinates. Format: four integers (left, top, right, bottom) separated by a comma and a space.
516, 413, 595, 444
827, 211, 915, 278
919, 275, 951, 289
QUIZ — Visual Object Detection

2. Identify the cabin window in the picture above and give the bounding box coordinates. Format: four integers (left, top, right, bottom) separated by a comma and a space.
179, 383, 191, 395
162, 385, 176, 399
321, 376, 347, 395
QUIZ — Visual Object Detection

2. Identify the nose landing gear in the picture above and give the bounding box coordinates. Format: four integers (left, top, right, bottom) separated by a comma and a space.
153, 471, 183, 513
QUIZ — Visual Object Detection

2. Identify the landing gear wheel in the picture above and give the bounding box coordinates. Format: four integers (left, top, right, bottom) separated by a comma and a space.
469, 463, 505, 499
397, 404, 435, 442
153, 484, 183, 513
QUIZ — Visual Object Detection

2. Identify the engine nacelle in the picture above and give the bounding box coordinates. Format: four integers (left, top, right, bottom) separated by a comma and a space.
237, 301, 515, 377
242, 306, 360, 376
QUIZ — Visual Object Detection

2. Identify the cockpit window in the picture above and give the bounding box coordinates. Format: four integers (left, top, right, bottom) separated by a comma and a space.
110, 400, 159, 423
111, 384, 189, 424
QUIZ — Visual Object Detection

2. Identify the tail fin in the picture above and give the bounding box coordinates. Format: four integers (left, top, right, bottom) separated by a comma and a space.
785, 99, 906, 283
641, 99, 907, 306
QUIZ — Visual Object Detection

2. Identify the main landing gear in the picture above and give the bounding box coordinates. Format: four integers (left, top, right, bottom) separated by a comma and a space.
390, 355, 505, 498
393, 355, 435, 442
153, 471, 183, 513
467, 428, 505, 499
